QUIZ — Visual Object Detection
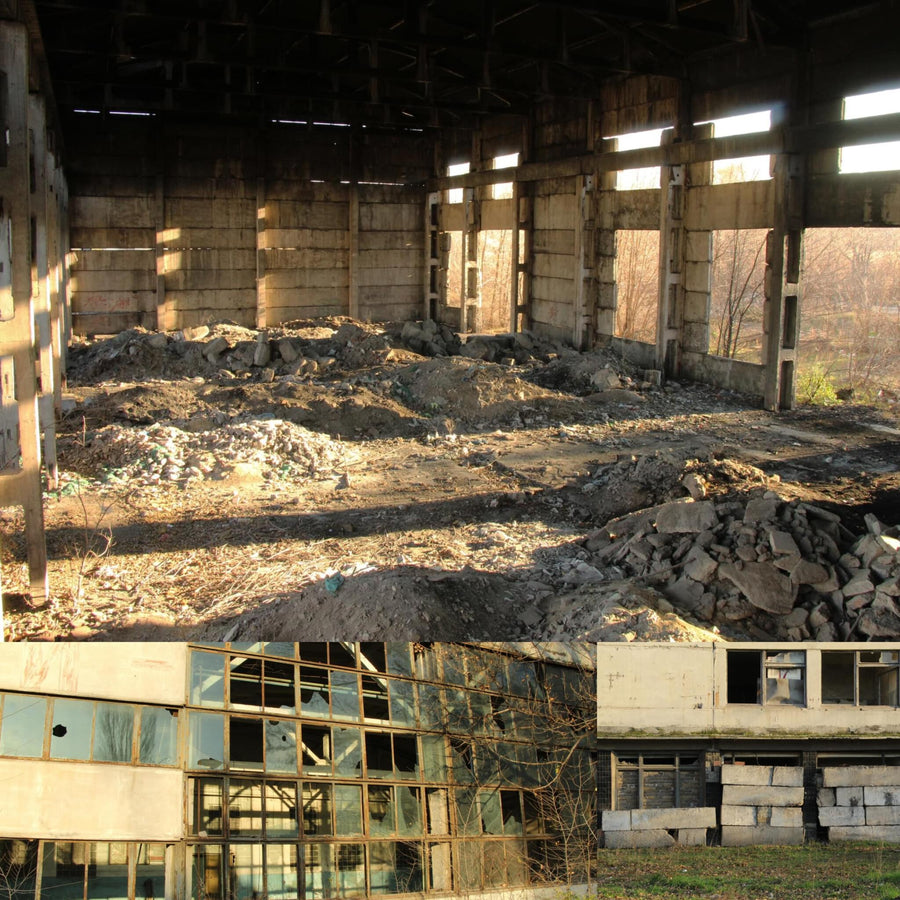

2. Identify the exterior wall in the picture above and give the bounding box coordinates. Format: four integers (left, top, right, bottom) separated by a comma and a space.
0, 759, 183, 841
0, 643, 187, 705
596, 643, 900, 737
719, 765, 804, 846
821, 766, 900, 840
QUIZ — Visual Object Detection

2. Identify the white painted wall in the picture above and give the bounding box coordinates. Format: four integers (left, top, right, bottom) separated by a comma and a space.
0, 644, 187, 705
0, 758, 183, 840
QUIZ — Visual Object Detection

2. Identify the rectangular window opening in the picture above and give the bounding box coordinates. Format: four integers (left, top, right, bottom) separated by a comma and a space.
615, 230, 660, 343
840, 87, 900, 173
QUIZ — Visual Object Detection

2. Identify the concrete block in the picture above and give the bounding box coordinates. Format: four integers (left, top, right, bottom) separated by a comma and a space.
819, 805, 866, 826
829, 825, 900, 843
772, 767, 804, 787
601, 810, 632, 831
678, 828, 709, 847
722, 784, 804, 807
604, 829, 675, 849
835, 787, 865, 807
654, 500, 718, 534
721, 764, 773, 786
866, 806, 900, 826
818, 788, 836, 807
822, 766, 900, 788
864, 785, 900, 807
630, 807, 716, 831
721, 826, 804, 847
770, 807, 803, 828
721, 805, 757, 826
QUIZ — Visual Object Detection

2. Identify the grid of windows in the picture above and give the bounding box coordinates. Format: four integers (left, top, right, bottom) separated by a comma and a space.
613, 753, 704, 810
186, 643, 596, 897
0, 693, 179, 766
726, 650, 806, 706
822, 650, 900, 706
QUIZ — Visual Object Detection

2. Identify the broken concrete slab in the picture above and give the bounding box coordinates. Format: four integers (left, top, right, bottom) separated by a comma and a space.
768, 529, 800, 556
654, 500, 718, 534
822, 766, 900, 788
721, 825, 804, 846
604, 829, 675, 849
719, 562, 797, 615
684, 547, 718, 584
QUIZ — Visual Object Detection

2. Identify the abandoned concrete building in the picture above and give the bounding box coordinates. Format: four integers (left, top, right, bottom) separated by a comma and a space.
0, 1, 899, 620
596, 641, 900, 848
0, 641, 598, 900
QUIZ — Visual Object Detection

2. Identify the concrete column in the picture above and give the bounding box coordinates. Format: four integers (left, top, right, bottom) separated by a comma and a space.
514, 179, 534, 332
594, 137, 618, 344
461, 184, 481, 333
348, 183, 359, 320
29, 93, 58, 490
424, 191, 440, 321
572, 172, 596, 349
655, 147, 686, 377
0, 21, 48, 604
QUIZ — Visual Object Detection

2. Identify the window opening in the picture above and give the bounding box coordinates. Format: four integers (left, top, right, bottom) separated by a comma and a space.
840, 87, 900, 173
609, 127, 666, 190
491, 152, 519, 200
696, 110, 771, 184
615, 230, 660, 343
447, 162, 469, 205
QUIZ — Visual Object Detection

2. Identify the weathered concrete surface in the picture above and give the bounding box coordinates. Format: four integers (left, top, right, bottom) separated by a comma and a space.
719, 562, 797, 615
678, 828, 709, 846
829, 825, 900, 842
721, 764, 802, 787
601, 811, 632, 831
721, 805, 757, 826
722, 784, 804, 807
653, 500, 718, 534
834, 787, 864, 807
604, 829, 675, 849
823, 766, 900, 788
866, 806, 900, 826
770, 807, 803, 828
720, 825, 804, 846
864, 785, 900, 806
819, 805, 866, 826
818, 788, 836, 807
630, 807, 716, 830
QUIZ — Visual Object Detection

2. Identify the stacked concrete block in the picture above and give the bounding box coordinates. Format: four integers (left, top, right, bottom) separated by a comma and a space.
601, 807, 715, 848
819, 766, 900, 842
720, 765, 805, 846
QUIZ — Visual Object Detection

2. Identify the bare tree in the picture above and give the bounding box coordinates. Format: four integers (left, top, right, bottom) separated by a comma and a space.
0, 840, 40, 900
616, 230, 659, 343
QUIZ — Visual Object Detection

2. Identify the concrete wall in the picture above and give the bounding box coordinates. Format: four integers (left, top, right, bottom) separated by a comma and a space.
602, 807, 714, 849
596, 642, 900, 738
820, 766, 900, 842
0, 758, 183, 840
720, 764, 805, 846
0, 643, 187, 705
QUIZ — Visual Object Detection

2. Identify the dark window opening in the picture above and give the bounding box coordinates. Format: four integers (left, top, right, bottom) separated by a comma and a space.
360, 642, 387, 673
727, 651, 760, 704
362, 675, 390, 721
822, 651, 855, 704
299, 643, 329, 664
230, 718, 263, 770
394, 734, 418, 778
300, 724, 331, 773
366, 732, 393, 777
329, 643, 357, 668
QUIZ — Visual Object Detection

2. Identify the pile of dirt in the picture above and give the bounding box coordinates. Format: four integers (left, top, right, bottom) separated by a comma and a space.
68, 417, 352, 487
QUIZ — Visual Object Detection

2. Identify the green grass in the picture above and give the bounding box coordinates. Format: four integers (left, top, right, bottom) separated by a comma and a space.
588, 842, 900, 899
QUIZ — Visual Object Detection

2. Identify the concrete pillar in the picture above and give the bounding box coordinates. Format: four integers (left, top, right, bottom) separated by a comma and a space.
0, 20, 49, 604
572, 173, 596, 349
461, 184, 481, 333
424, 191, 440, 321
513, 179, 534, 332
594, 138, 618, 344
655, 147, 685, 377
347, 183, 359, 320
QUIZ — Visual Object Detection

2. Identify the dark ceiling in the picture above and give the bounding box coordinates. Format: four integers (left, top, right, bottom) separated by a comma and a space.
32, 0, 882, 133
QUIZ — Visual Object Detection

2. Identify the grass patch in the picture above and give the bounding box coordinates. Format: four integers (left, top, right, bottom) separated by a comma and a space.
591, 842, 900, 899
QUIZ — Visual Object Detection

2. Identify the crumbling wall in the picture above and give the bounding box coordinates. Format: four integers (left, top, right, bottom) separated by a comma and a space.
819, 766, 900, 841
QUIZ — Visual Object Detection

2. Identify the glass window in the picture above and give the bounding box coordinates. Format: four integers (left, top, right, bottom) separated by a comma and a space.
265, 844, 299, 899
263, 643, 296, 658
396, 786, 423, 836
303, 783, 333, 836
264, 662, 297, 713
41, 842, 87, 900
450, 739, 475, 783
333, 844, 364, 898
371, 842, 423, 894
88, 843, 129, 900
93, 703, 134, 763
389, 680, 416, 727
190, 844, 224, 900
417, 684, 444, 730
764, 651, 805, 706
387, 644, 413, 677
334, 727, 362, 777
421, 735, 447, 782
300, 667, 330, 717
266, 782, 299, 838
229, 843, 264, 900
230, 717, 264, 770
0, 840, 38, 900
49, 698, 94, 761
139, 707, 178, 766
188, 712, 225, 770
229, 780, 263, 836
330, 671, 360, 721
455, 787, 481, 836
265, 719, 297, 773
190, 777, 224, 836
860, 664, 899, 706
368, 785, 395, 836
0, 694, 46, 757
479, 791, 504, 835
190, 651, 226, 708
135, 843, 166, 900
359, 642, 387, 672
335, 784, 363, 835
455, 841, 482, 890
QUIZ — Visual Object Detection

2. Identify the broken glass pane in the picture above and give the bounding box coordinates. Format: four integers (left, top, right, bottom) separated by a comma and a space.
368, 785, 395, 836
265, 719, 297, 773
860, 666, 899, 706
501, 790, 523, 835
455, 842, 482, 890
264, 662, 297, 713
230, 718, 264, 770
0, 694, 47, 758
333, 727, 362, 776
40, 842, 85, 900
263, 643, 296, 658
396, 786, 423, 836
93, 703, 134, 763
49, 698, 93, 760
331, 671, 360, 721
369, 842, 423, 894
765, 668, 805, 705
417, 683, 444, 730
229, 779, 263, 836
0, 840, 38, 900
449, 738, 474, 783
188, 712, 224, 770
300, 667, 330, 717
230, 657, 264, 709
333, 844, 364, 898
421, 734, 447, 781
300, 724, 332, 775
479, 790, 503, 835
265, 782, 299, 838
303, 783, 333, 836
455, 787, 481, 836
359, 642, 387, 672
189, 844, 224, 900
386, 644, 413, 676
389, 679, 416, 727
425, 788, 450, 834
190, 651, 225, 708
189, 777, 223, 835
139, 707, 178, 766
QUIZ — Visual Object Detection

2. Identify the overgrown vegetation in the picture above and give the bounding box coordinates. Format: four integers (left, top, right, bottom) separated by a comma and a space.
593, 842, 900, 899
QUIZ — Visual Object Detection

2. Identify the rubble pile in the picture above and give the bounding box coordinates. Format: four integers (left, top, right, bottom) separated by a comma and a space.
580, 491, 900, 640
82, 418, 349, 487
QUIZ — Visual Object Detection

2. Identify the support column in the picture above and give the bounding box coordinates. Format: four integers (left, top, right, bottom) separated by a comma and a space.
29, 94, 58, 490
461, 185, 481, 333
0, 21, 48, 604
594, 137, 618, 343
572, 173, 596, 349
424, 191, 440, 321
45, 130, 65, 415
513, 180, 533, 332
655, 154, 686, 378
348, 184, 359, 320
154, 160, 167, 331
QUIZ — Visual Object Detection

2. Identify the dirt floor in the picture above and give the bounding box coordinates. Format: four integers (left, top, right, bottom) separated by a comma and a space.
1, 317, 898, 641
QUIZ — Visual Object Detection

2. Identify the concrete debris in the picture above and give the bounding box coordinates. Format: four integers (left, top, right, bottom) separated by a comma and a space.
570, 490, 900, 640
